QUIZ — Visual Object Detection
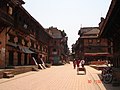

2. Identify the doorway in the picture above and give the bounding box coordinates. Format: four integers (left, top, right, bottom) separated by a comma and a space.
17, 52, 21, 65
24, 53, 27, 65
9, 51, 14, 66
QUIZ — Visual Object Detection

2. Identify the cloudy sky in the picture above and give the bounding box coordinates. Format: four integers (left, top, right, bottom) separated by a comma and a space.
23, 0, 112, 50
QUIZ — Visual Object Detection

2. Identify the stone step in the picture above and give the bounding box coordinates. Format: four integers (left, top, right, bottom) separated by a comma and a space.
3, 72, 14, 78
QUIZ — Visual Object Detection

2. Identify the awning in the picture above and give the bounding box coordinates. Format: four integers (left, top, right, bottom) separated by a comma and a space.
7, 42, 17, 48
29, 48, 40, 53
7, 42, 34, 53
84, 53, 113, 57
19, 46, 34, 53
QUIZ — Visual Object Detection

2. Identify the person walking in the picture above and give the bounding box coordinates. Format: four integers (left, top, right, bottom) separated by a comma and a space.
76, 58, 81, 74
80, 59, 85, 68
73, 59, 76, 69
76, 59, 80, 68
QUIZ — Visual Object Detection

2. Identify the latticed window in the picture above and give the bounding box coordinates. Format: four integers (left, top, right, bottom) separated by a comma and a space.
53, 48, 56, 52
8, 34, 14, 43
18, 36, 22, 45
24, 40, 28, 46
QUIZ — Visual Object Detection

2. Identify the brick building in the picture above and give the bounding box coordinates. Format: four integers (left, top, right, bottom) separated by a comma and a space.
0, 0, 52, 68
99, 0, 120, 80
45, 27, 69, 65
72, 27, 113, 63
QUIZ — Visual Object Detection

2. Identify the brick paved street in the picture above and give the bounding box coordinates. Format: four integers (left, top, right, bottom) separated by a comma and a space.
0, 62, 120, 90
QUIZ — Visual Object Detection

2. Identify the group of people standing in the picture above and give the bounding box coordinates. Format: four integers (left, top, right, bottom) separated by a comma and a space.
73, 58, 85, 69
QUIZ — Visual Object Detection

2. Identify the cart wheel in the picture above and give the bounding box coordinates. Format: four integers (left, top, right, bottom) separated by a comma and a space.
84, 71, 86, 74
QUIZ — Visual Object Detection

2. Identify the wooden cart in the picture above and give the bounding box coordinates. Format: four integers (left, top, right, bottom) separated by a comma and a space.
77, 67, 86, 75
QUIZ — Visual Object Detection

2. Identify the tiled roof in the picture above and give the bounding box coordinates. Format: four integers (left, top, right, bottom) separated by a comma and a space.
45, 27, 63, 38
80, 27, 100, 38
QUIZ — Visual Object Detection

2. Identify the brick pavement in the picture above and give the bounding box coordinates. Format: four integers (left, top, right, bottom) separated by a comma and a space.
0, 62, 120, 90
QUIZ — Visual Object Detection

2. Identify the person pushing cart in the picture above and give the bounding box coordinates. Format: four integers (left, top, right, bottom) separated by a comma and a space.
77, 58, 86, 75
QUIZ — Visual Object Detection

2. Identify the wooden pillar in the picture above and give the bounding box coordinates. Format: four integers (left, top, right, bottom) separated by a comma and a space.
21, 53, 24, 65
6, 51, 9, 67
27, 54, 29, 65
14, 51, 18, 65
0, 29, 6, 68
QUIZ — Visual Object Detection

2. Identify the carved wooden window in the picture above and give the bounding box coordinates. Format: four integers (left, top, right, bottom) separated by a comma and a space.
18, 36, 22, 45
53, 48, 56, 52
14, 37, 18, 43
31, 40, 34, 48
40, 45, 42, 51
24, 40, 28, 46
36, 44, 38, 49
8, 34, 14, 43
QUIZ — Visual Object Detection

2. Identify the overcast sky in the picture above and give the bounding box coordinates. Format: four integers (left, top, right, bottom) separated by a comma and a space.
23, 0, 112, 50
